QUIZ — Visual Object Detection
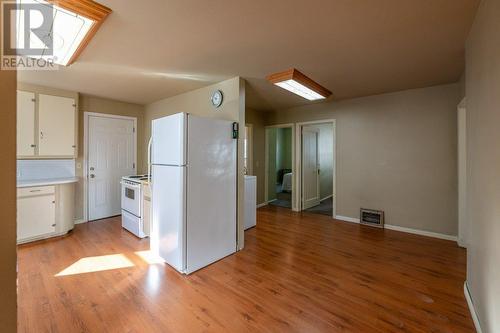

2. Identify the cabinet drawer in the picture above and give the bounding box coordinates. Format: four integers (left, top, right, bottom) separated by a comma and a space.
17, 186, 56, 198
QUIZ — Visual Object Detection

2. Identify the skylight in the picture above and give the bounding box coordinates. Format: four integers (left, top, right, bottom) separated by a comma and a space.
15, 0, 111, 66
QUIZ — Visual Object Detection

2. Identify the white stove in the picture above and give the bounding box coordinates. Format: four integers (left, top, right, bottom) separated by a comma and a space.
121, 174, 150, 238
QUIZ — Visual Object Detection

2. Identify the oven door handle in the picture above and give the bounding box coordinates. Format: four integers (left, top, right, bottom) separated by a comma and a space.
120, 181, 142, 189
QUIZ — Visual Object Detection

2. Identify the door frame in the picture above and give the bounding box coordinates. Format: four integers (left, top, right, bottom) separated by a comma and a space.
457, 98, 467, 248
244, 124, 254, 175
264, 123, 297, 210
83, 112, 137, 223
295, 119, 336, 218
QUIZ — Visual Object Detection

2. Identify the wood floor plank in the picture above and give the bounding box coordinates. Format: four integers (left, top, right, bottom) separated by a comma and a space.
18, 206, 474, 332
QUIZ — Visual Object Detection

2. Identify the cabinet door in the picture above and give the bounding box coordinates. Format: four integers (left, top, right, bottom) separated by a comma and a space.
17, 193, 56, 241
17, 90, 36, 157
38, 94, 76, 157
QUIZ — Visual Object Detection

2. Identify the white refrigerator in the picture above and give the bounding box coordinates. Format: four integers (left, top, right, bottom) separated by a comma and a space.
150, 112, 237, 274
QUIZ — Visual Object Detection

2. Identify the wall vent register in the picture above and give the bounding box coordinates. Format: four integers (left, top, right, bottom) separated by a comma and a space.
360, 208, 384, 228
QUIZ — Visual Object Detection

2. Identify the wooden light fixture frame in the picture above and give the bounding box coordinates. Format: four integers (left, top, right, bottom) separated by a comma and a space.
46, 0, 112, 65
266, 68, 332, 99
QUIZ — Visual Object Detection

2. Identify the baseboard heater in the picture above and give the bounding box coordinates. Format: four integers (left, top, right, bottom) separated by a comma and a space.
360, 208, 384, 228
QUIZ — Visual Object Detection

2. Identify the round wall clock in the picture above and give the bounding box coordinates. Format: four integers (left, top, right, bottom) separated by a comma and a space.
211, 90, 224, 108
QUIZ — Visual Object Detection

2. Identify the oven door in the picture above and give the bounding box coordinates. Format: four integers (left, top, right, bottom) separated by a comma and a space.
121, 181, 142, 217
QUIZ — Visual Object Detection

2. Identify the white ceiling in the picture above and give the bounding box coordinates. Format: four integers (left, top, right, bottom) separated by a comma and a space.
19, 0, 479, 110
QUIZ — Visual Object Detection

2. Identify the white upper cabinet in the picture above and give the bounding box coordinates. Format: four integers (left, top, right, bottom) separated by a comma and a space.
17, 91, 78, 159
17, 90, 36, 157
38, 94, 76, 157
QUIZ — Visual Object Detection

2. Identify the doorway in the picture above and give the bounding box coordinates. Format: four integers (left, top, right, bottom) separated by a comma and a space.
265, 124, 295, 209
84, 113, 137, 221
296, 120, 336, 217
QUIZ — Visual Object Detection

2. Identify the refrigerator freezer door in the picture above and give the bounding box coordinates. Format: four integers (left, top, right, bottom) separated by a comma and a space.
152, 113, 186, 166
151, 164, 186, 273
186, 115, 237, 274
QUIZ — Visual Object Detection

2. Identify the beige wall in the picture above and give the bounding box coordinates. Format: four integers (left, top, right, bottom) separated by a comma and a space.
465, 0, 500, 331
0, 25, 18, 332
245, 108, 266, 204
77, 95, 145, 220
266, 83, 461, 236
145, 77, 246, 248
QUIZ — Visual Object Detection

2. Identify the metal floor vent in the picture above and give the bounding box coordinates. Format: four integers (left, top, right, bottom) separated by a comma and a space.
360, 208, 384, 228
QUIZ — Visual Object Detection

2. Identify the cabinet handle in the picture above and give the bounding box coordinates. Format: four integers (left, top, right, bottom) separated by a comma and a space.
40, 131, 44, 139
29, 189, 41, 193
52, 200, 55, 204
72, 145, 76, 148
30, 144, 36, 148
52, 224, 56, 227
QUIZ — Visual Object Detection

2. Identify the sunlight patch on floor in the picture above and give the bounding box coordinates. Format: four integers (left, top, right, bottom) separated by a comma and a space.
135, 250, 164, 264
55, 254, 134, 276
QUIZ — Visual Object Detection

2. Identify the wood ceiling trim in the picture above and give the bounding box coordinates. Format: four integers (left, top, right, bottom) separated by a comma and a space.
46, 0, 112, 65
267, 68, 332, 98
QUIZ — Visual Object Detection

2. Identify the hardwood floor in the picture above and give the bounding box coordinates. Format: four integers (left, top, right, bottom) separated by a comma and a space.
18, 206, 474, 332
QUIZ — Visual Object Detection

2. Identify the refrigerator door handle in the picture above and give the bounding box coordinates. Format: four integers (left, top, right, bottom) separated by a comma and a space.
148, 136, 153, 184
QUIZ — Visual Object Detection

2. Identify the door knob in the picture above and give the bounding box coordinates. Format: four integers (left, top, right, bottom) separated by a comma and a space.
90, 174, 95, 178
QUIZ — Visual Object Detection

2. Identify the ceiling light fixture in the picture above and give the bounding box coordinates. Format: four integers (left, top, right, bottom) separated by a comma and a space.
266, 68, 332, 101
17, 0, 111, 66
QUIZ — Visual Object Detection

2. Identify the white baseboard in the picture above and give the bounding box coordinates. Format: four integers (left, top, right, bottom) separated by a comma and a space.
334, 215, 457, 241
335, 215, 360, 224
74, 218, 87, 224
464, 281, 482, 333
384, 224, 457, 241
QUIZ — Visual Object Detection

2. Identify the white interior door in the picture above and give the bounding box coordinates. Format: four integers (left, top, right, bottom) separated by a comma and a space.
88, 115, 136, 221
302, 126, 320, 210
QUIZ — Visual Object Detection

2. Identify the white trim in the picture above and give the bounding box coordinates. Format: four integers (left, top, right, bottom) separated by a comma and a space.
464, 281, 482, 333
244, 124, 254, 175
457, 98, 467, 248
83, 112, 137, 222
256, 202, 268, 208
334, 215, 458, 241
74, 218, 87, 224
296, 119, 336, 218
335, 215, 360, 224
320, 194, 333, 201
384, 224, 457, 241
264, 123, 296, 210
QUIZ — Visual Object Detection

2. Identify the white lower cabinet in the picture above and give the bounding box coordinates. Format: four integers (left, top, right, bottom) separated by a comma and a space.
17, 183, 76, 244
17, 186, 56, 241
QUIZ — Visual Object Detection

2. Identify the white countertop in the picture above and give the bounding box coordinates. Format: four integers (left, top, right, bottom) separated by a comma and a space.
17, 177, 79, 188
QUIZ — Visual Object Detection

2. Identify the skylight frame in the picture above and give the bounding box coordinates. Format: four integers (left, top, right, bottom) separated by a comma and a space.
18, 0, 111, 66
267, 68, 332, 101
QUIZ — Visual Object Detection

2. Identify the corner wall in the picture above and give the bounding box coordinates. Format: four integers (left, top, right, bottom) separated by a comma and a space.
0, 17, 18, 330
266, 83, 461, 236
465, 0, 500, 330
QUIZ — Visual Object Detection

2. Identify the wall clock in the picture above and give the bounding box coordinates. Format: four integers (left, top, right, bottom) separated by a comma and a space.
211, 90, 224, 108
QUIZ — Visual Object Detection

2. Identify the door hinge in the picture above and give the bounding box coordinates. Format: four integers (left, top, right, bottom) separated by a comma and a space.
133, 127, 136, 133
133, 163, 135, 169
72, 104, 76, 107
